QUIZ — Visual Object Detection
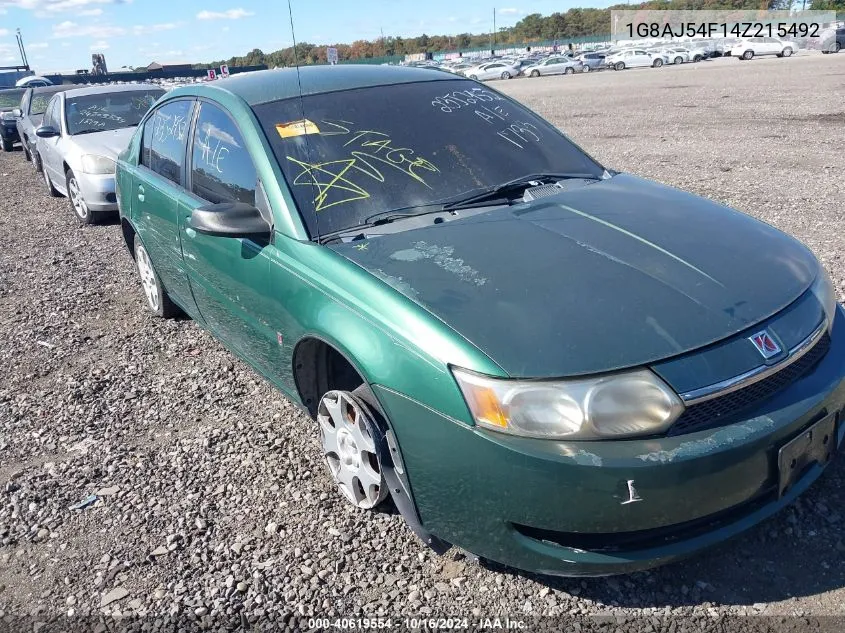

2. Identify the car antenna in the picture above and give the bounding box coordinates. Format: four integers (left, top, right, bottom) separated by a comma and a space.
286, 0, 322, 242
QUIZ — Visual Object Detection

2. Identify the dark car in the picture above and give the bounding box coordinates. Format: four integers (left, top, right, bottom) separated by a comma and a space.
16, 84, 73, 165
822, 27, 845, 53
0, 87, 26, 151
115, 66, 843, 577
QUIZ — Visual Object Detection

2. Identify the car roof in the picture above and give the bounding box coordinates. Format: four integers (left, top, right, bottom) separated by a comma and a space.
166, 65, 456, 107
61, 83, 166, 98
29, 84, 74, 95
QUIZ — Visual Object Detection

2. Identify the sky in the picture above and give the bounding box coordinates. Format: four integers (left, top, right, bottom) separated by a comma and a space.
0, 0, 610, 73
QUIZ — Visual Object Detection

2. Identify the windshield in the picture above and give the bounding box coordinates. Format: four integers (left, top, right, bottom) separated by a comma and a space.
254, 79, 604, 237
65, 89, 164, 135
0, 89, 25, 110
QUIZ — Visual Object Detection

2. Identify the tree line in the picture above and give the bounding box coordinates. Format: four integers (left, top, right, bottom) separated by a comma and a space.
198, 0, 845, 69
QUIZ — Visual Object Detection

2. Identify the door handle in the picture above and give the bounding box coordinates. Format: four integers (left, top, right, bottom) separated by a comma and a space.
137, 185, 144, 202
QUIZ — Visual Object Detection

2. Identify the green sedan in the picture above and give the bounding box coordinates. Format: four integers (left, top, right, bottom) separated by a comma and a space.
115, 65, 844, 576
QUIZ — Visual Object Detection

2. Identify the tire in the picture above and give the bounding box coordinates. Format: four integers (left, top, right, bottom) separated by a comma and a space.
564, 66, 574, 75
0, 137, 11, 152
782, 47, 793, 58
317, 387, 388, 511
742, 50, 754, 60
615, 62, 625, 71
581, 64, 591, 73
41, 158, 61, 197
134, 239, 180, 318
22, 143, 31, 162
653, 59, 663, 68
674, 56, 683, 65
693, 55, 702, 62
836, 42, 841, 53
468, 74, 478, 80
66, 169, 96, 225
500, 71, 511, 79
530, 70, 540, 78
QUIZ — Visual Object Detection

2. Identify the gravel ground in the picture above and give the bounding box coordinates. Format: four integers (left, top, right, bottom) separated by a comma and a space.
1, 53, 844, 631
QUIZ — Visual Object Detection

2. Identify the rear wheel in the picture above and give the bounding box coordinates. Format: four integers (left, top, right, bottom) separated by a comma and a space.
615, 61, 625, 71
530, 69, 540, 77
318, 388, 388, 510
653, 58, 663, 68
468, 74, 478, 80
742, 50, 754, 60
500, 71, 511, 79
674, 56, 684, 65
564, 66, 574, 75
134, 239, 180, 318
782, 47, 793, 58
836, 42, 841, 53
581, 64, 591, 73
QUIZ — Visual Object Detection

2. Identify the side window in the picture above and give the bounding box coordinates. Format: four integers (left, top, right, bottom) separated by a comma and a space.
19, 91, 30, 116
142, 99, 193, 185
44, 98, 58, 129
190, 102, 257, 206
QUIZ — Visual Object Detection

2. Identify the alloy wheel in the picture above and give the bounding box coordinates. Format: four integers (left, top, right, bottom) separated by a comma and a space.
318, 390, 387, 510
68, 176, 88, 221
135, 244, 160, 312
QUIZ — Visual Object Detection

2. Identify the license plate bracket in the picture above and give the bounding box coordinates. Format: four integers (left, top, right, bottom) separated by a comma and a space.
778, 413, 837, 498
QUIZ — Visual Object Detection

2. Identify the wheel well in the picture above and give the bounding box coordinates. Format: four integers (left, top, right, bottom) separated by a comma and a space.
63, 161, 70, 175
293, 338, 364, 418
121, 219, 136, 259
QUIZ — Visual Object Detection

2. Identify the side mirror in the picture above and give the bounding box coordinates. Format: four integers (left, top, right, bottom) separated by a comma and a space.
35, 125, 59, 138
189, 202, 271, 239
12, 108, 21, 118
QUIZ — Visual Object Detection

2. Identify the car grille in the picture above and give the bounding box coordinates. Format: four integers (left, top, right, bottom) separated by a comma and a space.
667, 331, 832, 436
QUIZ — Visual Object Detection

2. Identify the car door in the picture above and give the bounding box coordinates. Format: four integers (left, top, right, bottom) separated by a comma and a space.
545, 58, 563, 75
41, 96, 65, 186
178, 100, 279, 374
133, 98, 198, 315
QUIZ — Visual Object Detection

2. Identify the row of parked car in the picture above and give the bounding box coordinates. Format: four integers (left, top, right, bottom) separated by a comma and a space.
0, 81, 165, 223
419, 33, 824, 81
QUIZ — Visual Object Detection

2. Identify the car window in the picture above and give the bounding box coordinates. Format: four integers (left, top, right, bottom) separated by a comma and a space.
190, 102, 257, 206
19, 90, 31, 116
0, 88, 25, 110
254, 78, 604, 237
43, 97, 59, 129
30, 92, 55, 117
65, 88, 164, 135
142, 99, 193, 185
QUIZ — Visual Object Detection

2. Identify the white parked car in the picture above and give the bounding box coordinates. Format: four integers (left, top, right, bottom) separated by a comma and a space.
730, 37, 795, 60
605, 49, 665, 70
461, 61, 520, 81
664, 48, 692, 64
522, 56, 582, 77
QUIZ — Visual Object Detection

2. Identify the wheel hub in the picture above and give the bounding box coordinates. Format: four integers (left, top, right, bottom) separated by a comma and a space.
317, 390, 387, 510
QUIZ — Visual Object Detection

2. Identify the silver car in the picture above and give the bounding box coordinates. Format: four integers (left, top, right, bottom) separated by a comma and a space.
34, 84, 165, 224
16, 85, 73, 166
523, 56, 583, 77
461, 61, 520, 81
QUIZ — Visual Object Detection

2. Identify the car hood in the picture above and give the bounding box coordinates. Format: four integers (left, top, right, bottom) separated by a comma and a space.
331, 174, 818, 378
69, 127, 135, 160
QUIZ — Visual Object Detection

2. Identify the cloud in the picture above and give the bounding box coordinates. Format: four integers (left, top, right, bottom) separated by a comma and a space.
89, 40, 108, 50
0, 28, 8, 36
196, 8, 253, 20
132, 22, 179, 35
79, 8, 101, 15
0, 0, 129, 14
28, 41, 49, 48
52, 20, 125, 37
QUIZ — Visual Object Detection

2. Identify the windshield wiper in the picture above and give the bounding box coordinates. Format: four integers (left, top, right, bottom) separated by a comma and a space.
441, 172, 600, 211
72, 129, 106, 135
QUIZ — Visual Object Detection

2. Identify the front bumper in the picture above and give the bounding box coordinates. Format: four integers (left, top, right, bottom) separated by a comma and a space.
77, 171, 118, 212
377, 305, 845, 576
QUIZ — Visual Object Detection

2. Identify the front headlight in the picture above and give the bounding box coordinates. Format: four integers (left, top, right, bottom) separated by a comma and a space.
1, 111, 16, 121
452, 367, 684, 440
811, 267, 838, 334
81, 154, 115, 175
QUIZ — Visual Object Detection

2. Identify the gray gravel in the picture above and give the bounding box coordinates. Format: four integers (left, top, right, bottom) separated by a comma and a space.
1, 52, 844, 628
